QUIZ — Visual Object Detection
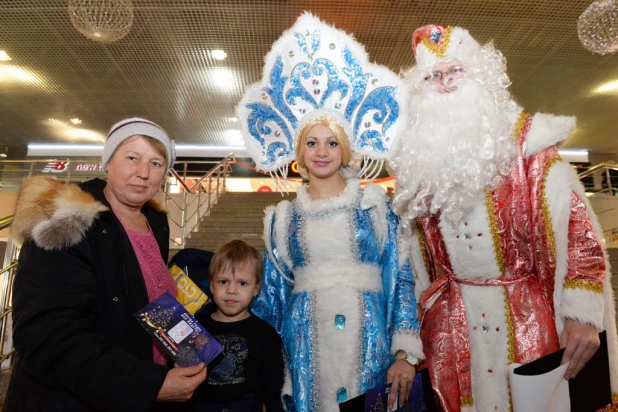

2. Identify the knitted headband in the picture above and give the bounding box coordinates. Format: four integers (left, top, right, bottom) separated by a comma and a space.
103, 117, 176, 171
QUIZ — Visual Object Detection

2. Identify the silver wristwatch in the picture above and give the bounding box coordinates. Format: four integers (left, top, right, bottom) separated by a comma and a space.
395, 350, 419, 366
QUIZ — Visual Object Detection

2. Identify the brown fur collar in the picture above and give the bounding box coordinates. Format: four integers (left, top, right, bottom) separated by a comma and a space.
10, 176, 109, 251
11, 177, 167, 251
145, 198, 166, 214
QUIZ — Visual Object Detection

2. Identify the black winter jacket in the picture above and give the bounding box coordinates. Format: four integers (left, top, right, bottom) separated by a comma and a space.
4, 178, 177, 412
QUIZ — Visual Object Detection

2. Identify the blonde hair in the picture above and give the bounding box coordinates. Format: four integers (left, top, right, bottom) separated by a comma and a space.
209, 240, 263, 285
111, 135, 169, 166
295, 116, 352, 173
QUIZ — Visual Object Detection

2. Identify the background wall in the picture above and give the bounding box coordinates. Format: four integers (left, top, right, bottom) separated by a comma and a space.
0, 192, 18, 240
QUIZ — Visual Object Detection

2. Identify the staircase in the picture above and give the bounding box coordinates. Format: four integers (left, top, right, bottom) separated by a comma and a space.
185, 192, 295, 253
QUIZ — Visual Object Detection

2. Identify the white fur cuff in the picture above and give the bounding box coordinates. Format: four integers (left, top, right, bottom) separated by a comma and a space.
560, 287, 605, 331
525, 113, 576, 159
391, 330, 424, 361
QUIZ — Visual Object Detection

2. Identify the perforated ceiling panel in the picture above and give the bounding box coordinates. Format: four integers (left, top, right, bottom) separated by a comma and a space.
1, 1, 617, 151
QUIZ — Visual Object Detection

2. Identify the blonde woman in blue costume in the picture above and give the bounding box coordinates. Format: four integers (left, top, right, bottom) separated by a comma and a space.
236, 13, 423, 412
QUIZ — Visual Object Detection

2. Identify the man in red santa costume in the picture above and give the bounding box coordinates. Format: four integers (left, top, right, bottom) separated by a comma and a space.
389, 24, 618, 411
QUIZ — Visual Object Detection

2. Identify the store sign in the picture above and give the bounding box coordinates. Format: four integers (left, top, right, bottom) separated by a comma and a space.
42, 159, 69, 173
74, 162, 104, 171
41, 159, 104, 173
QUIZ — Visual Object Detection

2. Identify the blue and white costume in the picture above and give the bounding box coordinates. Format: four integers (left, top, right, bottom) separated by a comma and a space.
252, 179, 422, 412
236, 13, 423, 411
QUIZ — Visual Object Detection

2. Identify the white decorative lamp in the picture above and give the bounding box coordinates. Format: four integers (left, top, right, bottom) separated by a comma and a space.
68, 0, 134, 43
578, 0, 618, 54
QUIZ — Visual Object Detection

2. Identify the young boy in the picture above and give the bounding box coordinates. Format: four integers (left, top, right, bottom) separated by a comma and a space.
193, 240, 284, 412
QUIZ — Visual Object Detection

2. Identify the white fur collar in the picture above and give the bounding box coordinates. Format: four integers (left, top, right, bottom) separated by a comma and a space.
295, 179, 360, 214
360, 183, 387, 211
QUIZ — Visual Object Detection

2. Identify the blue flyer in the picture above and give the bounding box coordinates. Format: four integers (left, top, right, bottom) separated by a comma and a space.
135, 291, 223, 367
339, 368, 437, 412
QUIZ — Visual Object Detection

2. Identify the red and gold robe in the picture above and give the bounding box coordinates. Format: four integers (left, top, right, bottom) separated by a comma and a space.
409, 111, 618, 411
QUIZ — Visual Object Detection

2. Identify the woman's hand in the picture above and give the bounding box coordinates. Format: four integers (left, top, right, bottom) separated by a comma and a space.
387, 360, 416, 409
156, 362, 207, 402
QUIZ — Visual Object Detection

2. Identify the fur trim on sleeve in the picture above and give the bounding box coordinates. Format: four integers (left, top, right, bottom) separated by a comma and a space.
263, 202, 294, 283
361, 183, 390, 253
524, 113, 576, 159
406, 222, 432, 302
391, 330, 425, 361
10, 176, 108, 251
561, 288, 605, 330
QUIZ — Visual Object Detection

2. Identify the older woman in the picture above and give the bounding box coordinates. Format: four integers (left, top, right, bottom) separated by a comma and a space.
5, 117, 206, 411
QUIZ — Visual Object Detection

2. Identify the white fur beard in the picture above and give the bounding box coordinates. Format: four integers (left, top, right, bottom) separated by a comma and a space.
392, 81, 516, 225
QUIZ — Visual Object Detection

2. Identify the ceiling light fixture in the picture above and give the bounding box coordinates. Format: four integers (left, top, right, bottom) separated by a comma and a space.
27, 144, 249, 158
558, 149, 589, 163
28, 144, 104, 149
68, 0, 134, 43
558, 149, 589, 156
594, 79, 618, 93
204, 67, 237, 92
578, 0, 618, 54
211, 49, 228, 60
27, 144, 104, 157
0, 50, 11, 61
43, 119, 105, 142
67, 128, 105, 142
0, 65, 41, 83
225, 129, 243, 140
175, 145, 245, 150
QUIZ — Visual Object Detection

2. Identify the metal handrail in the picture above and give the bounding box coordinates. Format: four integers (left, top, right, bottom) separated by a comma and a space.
0, 262, 17, 276
578, 163, 618, 200
577, 162, 618, 179
597, 207, 617, 215
169, 155, 234, 193
160, 192, 183, 211
0, 242, 17, 370
0, 348, 15, 364
0, 215, 14, 231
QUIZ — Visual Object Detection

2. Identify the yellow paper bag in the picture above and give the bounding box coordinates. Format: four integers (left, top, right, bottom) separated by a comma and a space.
170, 264, 209, 315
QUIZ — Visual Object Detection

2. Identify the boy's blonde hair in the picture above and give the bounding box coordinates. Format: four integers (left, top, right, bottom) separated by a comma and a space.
208, 240, 263, 285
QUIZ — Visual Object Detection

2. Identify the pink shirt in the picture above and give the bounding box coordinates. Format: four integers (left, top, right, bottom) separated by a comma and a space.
115, 211, 177, 366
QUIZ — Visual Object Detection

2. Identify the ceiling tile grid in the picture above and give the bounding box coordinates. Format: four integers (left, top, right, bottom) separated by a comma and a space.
0, 0, 617, 151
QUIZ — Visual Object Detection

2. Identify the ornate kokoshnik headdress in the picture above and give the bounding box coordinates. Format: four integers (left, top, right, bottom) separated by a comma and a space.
236, 12, 408, 189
